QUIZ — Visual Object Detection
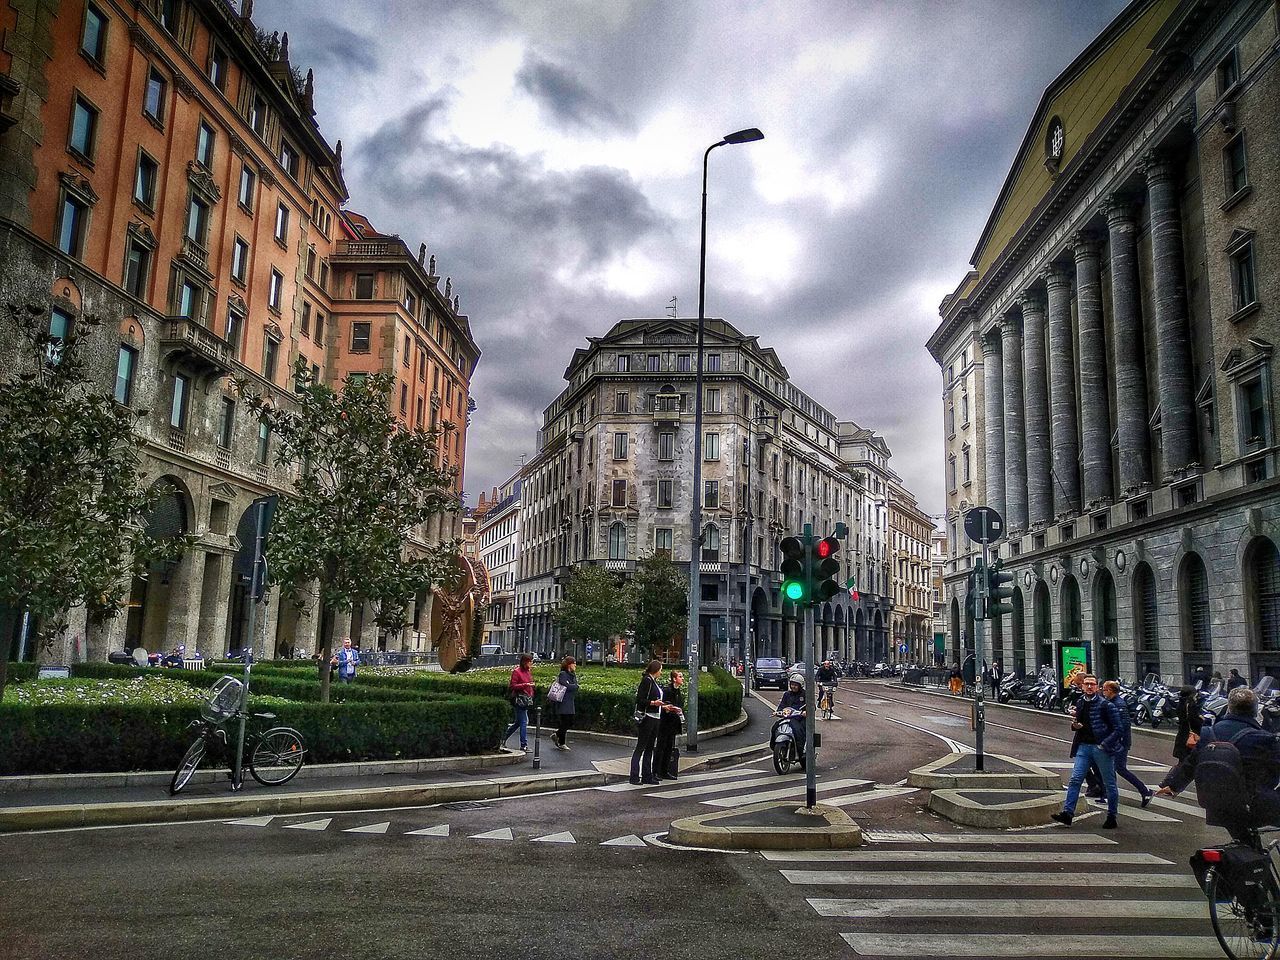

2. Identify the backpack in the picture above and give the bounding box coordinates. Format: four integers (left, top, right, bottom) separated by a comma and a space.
1193, 728, 1255, 815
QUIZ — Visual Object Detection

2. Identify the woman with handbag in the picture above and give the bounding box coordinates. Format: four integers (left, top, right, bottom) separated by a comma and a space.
503, 653, 535, 752
630, 659, 665, 785
549, 656, 579, 750
1173, 685, 1200, 761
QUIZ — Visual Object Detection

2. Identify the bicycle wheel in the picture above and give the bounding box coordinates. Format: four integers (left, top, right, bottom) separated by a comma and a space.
169, 738, 207, 796
1207, 866, 1280, 960
250, 727, 306, 786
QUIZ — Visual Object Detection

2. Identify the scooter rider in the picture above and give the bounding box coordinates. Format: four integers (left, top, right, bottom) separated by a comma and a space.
776, 673, 808, 756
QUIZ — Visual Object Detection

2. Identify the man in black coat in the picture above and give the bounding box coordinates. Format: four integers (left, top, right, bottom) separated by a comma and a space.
654, 671, 685, 781
1158, 687, 1280, 840
1051, 676, 1124, 829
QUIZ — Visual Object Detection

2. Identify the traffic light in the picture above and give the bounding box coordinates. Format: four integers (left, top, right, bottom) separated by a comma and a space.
967, 559, 986, 621
986, 558, 1015, 619
813, 536, 842, 602
780, 536, 806, 604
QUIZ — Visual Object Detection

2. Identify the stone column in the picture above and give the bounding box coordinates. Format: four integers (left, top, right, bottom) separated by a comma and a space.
1046, 265, 1080, 517
1000, 314, 1028, 531
164, 550, 206, 655
981, 331, 1006, 520
1142, 154, 1197, 477
1020, 291, 1052, 526
1073, 232, 1113, 506
1105, 196, 1152, 492
196, 552, 235, 659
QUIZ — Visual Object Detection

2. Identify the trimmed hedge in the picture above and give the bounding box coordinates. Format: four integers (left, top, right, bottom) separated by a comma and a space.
0, 696, 509, 775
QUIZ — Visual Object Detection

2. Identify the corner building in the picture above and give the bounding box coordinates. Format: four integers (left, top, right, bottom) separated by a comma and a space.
928, 0, 1280, 682
514, 318, 906, 665
0, 0, 478, 661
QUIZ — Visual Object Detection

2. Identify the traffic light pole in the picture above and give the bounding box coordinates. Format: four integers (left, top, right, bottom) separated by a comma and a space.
972, 514, 990, 773
803, 523, 817, 809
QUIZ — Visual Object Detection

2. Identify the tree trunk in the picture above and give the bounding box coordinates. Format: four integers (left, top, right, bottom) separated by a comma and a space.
0, 606, 19, 701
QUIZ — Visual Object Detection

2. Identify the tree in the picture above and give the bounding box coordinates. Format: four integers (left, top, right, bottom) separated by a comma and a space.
242, 360, 458, 701
555, 565, 632, 662
630, 553, 688, 661
0, 302, 181, 697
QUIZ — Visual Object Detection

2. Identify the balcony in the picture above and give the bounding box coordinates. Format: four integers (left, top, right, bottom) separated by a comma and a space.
699, 561, 723, 573
160, 315, 233, 377
337, 239, 397, 259
603, 559, 635, 573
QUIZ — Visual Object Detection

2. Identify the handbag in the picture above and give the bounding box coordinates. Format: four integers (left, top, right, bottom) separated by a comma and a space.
514, 693, 533, 709
547, 679, 567, 703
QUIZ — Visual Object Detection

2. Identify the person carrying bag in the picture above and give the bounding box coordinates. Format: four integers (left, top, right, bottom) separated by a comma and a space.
629, 660, 664, 785
502, 654, 535, 752
548, 656, 579, 750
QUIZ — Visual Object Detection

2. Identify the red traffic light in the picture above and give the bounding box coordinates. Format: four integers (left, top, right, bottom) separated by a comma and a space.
816, 536, 840, 559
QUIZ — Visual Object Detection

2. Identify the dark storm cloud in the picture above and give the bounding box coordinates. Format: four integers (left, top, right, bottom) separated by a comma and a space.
280, 18, 378, 76
515, 54, 632, 134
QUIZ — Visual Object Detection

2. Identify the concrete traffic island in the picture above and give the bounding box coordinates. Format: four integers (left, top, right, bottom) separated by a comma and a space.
907, 753, 1060, 790
928, 788, 1060, 828
668, 800, 864, 850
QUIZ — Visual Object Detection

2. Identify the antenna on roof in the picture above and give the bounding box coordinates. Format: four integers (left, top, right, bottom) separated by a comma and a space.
667, 297, 678, 318
515, 454, 528, 469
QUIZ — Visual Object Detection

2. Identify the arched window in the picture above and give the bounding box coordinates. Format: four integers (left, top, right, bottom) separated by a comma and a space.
1251, 539, 1280, 653
701, 523, 720, 562
1011, 588, 1026, 675
1061, 576, 1082, 641
1134, 562, 1159, 680
608, 522, 627, 561
1180, 553, 1211, 657
1034, 581, 1051, 670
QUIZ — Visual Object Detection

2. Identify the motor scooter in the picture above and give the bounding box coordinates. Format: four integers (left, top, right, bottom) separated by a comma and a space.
771, 707, 806, 775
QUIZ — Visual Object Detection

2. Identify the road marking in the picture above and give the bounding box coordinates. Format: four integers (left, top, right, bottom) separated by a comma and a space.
282, 818, 332, 831
343, 821, 390, 834
880, 717, 970, 753
597, 768, 750, 792
862, 830, 930, 842
702, 778, 873, 808
225, 815, 274, 827
1084, 799, 1179, 822
781, 869, 1197, 887
812, 897, 1202, 918
469, 827, 514, 840
922, 832, 1117, 844
646, 773, 793, 799
821, 786, 919, 806
839, 933, 1223, 958
601, 834, 648, 847
531, 831, 576, 844
1035, 760, 1169, 773
404, 824, 449, 837
765, 850, 1173, 864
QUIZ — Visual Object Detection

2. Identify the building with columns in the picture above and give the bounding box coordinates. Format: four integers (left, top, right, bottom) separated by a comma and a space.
0, 0, 478, 662
513, 317, 903, 665
928, 0, 1279, 683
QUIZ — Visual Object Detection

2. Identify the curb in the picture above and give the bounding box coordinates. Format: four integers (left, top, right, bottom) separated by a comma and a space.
871, 679, 1177, 739
532, 708, 751, 747
668, 800, 864, 850
928, 787, 1060, 829
0, 749, 525, 795
906, 754, 1061, 790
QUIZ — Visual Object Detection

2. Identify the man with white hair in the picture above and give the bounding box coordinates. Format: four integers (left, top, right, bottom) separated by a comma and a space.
1158, 686, 1280, 840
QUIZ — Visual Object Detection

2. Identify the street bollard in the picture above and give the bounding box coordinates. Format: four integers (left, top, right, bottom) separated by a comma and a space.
532, 703, 542, 770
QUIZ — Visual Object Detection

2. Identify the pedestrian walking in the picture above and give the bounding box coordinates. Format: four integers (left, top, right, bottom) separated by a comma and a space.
630, 659, 665, 785
1173, 685, 1200, 761
655, 670, 685, 780
1227, 668, 1247, 691
948, 662, 963, 695
1051, 675, 1123, 829
332, 637, 360, 684
986, 660, 1002, 698
1103, 680, 1153, 807
550, 656, 579, 751
503, 653, 535, 752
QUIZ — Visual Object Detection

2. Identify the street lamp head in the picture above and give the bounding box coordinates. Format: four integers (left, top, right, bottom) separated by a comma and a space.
722, 127, 764, 145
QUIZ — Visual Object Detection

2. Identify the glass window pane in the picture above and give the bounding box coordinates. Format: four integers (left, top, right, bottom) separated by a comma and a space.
114, 345, 136, 403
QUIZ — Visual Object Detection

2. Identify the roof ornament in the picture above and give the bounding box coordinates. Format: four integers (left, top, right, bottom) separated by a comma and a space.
267, 31, 280, 60
428, 254, 436, 276
240, 0, 253, 21
418, 242, 427, 265
303, 68, 315, 115
334, 139, 343, 165
453, 295, 460, 313
444, 277, 452, 299
280, 31, 290, 62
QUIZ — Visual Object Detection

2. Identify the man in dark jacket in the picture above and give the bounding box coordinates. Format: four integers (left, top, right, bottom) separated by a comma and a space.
1157, 687, 1280, 840
654, 671, 685, 780
1227, 669, 1248, 691
1051, 675, 1124, 829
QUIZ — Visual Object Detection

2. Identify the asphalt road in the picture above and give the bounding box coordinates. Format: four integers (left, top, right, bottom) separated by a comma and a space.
0, 680, 1229, 960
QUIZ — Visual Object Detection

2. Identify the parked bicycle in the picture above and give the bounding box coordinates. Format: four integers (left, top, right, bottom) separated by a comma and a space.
169, 675, 306, 795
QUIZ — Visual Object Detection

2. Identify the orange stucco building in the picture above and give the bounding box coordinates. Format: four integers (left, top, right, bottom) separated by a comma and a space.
0, 0, 480, 661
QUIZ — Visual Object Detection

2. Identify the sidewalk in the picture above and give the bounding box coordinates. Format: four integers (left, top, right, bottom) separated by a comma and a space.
0, 683, 773, 832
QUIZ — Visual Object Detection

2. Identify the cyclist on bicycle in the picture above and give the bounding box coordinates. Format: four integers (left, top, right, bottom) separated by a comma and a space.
1157, 687, 1280, 841
817, 660, 838, 718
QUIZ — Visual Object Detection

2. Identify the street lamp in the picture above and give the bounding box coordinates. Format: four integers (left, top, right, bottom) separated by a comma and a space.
686, 127, 764, 753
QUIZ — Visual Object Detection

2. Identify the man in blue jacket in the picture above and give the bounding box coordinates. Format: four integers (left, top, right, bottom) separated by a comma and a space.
1051, 675, 1124, 829
333, 636, 360, 684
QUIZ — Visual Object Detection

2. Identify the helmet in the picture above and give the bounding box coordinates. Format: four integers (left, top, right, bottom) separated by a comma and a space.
788, 672, 804, 686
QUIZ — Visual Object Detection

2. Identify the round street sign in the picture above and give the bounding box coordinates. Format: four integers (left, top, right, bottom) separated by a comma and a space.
964, 506, 1005, 544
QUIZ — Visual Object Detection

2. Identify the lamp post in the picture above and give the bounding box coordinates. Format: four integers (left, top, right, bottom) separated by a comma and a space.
686, 127, 764, 753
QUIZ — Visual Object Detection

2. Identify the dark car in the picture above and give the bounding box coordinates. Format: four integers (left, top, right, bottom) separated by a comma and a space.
753, 658, 788, 690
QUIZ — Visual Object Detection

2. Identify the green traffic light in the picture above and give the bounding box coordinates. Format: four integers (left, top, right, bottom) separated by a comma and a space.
784, 580, 804, 601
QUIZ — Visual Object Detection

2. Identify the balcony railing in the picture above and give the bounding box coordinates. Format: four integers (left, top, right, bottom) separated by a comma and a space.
336, 239, 399, 259
604, 559, 635, 573
159, 315, 233, 377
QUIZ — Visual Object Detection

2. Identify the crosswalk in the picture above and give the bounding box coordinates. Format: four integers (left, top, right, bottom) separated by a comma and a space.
758, 835, 1221, 958
594, 764, 920, 811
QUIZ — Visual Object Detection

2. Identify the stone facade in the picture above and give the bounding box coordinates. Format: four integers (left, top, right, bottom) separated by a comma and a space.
513, 318, 908, 664
928, 0, 1280, 683
888, 479, 935, 664
476, 472, 521, 651
0, 0, 478, 661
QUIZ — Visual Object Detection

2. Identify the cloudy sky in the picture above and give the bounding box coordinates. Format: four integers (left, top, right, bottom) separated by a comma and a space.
268, 0, 1127, 517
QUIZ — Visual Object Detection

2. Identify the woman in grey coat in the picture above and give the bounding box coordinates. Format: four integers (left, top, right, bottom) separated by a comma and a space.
553, 656, 580, 750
